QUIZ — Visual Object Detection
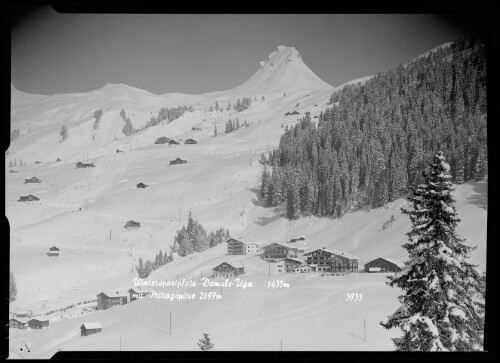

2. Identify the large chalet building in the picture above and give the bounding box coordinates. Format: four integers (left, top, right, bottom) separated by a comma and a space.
212, 262, 245, 278
262, 243, 306, 261
96, 291, 129, 310
226, 238, 260, 255
304, 248, 359, 272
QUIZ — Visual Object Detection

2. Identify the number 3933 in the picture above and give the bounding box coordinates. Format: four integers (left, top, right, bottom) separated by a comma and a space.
346, 293, 363, 302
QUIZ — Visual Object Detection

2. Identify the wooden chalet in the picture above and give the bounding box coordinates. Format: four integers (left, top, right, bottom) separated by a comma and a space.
169, 140, 180, 145
155, 136, 171, 144
27, 319, 49, 330
226, 238, 260, 255
170, 157, 187, 165
80, 322, 102, 336
213, 262, 245, 278
96, 291, 129, 310
364, 257, 404, 273
262, 243, 305, 261
76, 162, 95, 168
9, 318, 27, 329
304, 248, 359, 273
136, 182, 148, 189
184, 138, 197, 144
24, 176, 41, 184
48, 246, 60, 257
124, 220, 141, 230
18, 194, 39, 202
273, 258, 303, 273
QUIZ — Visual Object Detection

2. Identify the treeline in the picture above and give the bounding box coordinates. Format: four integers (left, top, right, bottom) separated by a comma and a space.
224, 118, 250, 134
233, 97, 252, 112
136, 250, 174, 279
171, 211, 230, 257
93, 109, 103, 130
146, 105, 193, 128
261, 36, 487, 219
120, 109, 135, 136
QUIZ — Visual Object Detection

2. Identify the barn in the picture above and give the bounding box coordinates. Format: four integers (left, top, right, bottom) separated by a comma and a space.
170, 157, 187, 165
9, 318, 27, 329
80, 322, 102, 336
155, 136, 171, 144
18, 194, 39, 202
124, 220, 140, 229
27, 319, 49, 330
212, 262, 245, 278
184, 138, 197, 144
364, 257, 405, 273
76, 162, 95, 168
169, 140, 180, 145
48, 246, 60, 256
24, 176, 41, 184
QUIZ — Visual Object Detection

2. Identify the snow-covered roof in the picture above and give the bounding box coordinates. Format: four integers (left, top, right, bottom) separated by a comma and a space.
98, 290, 129, 297
81, 322, 102, 330
273, 258, 303, 264
304, 248, 358, 260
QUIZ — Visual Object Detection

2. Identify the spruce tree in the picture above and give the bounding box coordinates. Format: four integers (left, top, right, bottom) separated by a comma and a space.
197, 333, 214, 351
214, 125, 218, 137
380, 151, 485, 351
136, 257, 145, 278
144, 260, 153, 278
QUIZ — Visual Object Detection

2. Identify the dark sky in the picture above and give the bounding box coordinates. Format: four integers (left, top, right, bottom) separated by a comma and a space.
11, 9, 468, 95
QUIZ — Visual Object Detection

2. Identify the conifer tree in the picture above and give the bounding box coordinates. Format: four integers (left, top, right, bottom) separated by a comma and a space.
136, 257, 145, 278
474, 146, 487, 181
380, 151, 485, 351
144, 260, 153, 277
197, 333, 214, 351
214, 125, 218, 137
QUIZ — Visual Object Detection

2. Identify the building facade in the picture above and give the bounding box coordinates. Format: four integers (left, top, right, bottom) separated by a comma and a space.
273, 258, 303, 273
226, 238, 260, 255
304, 248, 359, 273
9, 318, 27, 329
96, 292, 128, 310
212, 262, 245, 278
263, 243, 305, 261
27, 319, 49, 329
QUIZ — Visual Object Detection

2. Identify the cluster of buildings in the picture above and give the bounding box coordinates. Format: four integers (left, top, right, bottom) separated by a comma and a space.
9, 318, 49, 330
155, 136, 197, 145
224, 238, 404, 274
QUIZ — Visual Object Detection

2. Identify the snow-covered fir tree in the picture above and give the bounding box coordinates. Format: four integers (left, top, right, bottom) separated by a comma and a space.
197, 333, 214, 351
380, 151, 485, 351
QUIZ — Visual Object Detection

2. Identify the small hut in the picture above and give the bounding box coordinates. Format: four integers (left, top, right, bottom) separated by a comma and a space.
18, 194, 39, 202
124, 220, 140, 230
169, 140, 180, 145
184, 138, 197, 144
155, 136, 171, 144
80, 322, 102, 336
9, 318, 27, 329
170, 157, 187, 165
48, 246, 60, 257
27, 319, 49, 330
24, 176, 41, 184
136, 182, 148, 189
